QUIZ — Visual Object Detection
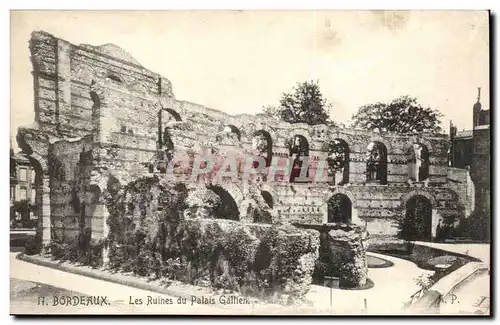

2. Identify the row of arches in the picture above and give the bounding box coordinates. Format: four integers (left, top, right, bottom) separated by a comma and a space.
156, 108, 431, 184
327, 193, 433, 241
196, 184, 274, 224
197, 186, 435, 242
281, 136, 430, 184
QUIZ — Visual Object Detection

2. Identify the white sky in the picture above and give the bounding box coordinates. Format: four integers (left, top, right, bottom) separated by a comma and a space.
10, 10, 489, 145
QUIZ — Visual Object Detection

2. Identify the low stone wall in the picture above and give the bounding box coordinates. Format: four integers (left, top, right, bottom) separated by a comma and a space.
406, 262, 488, 314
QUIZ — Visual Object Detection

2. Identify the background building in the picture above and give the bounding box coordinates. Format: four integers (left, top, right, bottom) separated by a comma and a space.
10, 147, 38, 229
449, 88, 491, 241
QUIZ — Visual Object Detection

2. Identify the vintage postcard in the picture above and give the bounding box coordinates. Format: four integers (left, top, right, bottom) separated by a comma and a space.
9, 10, 491, 316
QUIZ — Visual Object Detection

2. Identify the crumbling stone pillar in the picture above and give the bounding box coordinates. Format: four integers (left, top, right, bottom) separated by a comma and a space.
89, 196, 110, 266
431, 208, 440, 241
40, 175, 51, 252
294, 223, 368, 289
327, 227, 368, 288
102, 205, 110, 266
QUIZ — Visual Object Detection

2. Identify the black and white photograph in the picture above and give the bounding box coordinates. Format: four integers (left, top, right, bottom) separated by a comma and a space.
8, 10, 491, 316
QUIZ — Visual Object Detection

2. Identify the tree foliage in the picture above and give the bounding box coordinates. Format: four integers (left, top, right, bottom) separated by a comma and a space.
261, 105, 281, 121
326, 140, 348, 171
351, 95, 443, 134
260, 80, 334, 126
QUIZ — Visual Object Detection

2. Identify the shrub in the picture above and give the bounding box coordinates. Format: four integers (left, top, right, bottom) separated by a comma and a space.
24, 233, 42, 255
338, 251, 366, 288
104, 177, 320, 302
106, 178, 190, 279
173, 221, 321, 300
47, 227, 104, 268
48, 240, 76, 262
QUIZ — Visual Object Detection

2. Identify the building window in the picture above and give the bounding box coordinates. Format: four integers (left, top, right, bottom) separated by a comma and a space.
366, 141, 388, 184
288, 135, 310, 183
19, 187, 27, 200
407, 144, 430, 182
19, 168, 27, 181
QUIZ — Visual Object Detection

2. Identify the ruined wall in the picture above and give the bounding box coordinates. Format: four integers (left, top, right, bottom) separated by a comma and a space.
22, 31, 468, 248
49, 136, 94, 241
447, 167, 475, 218
471, 126, 491, 240
295, 223, 368, 289
29, 31, 173, 139
270, 182, 464, 240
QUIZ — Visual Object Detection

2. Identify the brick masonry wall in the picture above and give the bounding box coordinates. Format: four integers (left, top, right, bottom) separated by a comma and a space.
471, 127, 490, 237
24, 31, 469, 245
49, 136, 94, 241
29, 31, 172, 139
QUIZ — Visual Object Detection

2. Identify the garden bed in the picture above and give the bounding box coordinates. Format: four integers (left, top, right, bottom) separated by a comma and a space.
367, 255, 394, 268
368, 242, 480, 284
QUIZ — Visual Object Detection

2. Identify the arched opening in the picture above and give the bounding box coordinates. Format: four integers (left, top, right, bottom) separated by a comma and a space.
366, 141, 387, 184
401, 195, 433, 241
223, 125, 241, 141
407, 144, 430, 182
158, 108, 182, 150
163, 108, 182, 122
327, 193, 352, 224
327, 139, 350, 185
289, 134, 310, 183
23, 156, 45, 239
207, 184, 240, 221
252, 130, 273, 167
261, 190, 274, 209
106, 73, 123, 83
162, 128, 174, 151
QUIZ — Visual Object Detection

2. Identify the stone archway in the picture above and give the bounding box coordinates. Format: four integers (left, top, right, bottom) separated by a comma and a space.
223, 125, 242, 141
207, 184, 240, 221
401, 190, 437, 207
27, 155, 51, 249
16, 131, 51, 251
253, 130, 273, 167
407, 144, 430, 182
321, 188, 361, 225
327, 138, 350, 185
327, 193, 352, 224
366, 141, 388, 184
289, 134, 310, 183
158, 108, 182, 150
402, 195, 433, 241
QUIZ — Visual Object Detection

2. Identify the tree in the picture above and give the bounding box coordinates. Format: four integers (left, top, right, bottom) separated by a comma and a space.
260, 105, 281, 120
351, 95, 443, 134
260, 80, 334, 126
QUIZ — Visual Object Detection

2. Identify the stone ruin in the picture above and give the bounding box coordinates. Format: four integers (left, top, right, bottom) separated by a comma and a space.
16, 31, 473, 293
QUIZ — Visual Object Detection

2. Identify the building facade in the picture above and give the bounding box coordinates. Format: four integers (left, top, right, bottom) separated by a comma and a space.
449, 88, 491, 241
17, 31, 473, 251
10, 148, 39, 228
